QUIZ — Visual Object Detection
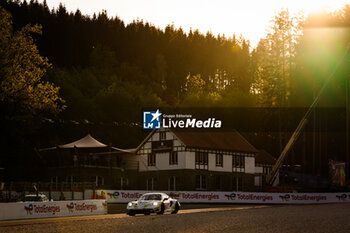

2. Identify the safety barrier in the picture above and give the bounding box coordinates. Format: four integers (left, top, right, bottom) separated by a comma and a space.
0, 200, 107, 220
87, 189, 350, 204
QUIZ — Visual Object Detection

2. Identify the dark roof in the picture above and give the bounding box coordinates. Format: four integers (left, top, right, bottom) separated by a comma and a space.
172, 130, 258, 153
255, 150, 276, 165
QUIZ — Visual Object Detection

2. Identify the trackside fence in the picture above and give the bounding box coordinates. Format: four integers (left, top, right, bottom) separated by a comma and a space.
0, 200, 107, 220
88, 189, 350, 204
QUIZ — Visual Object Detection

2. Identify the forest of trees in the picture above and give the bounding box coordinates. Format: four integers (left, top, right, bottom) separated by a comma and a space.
0, 0, 350, 180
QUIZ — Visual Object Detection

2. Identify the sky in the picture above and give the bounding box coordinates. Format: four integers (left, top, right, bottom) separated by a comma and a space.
40, 0, 349, 47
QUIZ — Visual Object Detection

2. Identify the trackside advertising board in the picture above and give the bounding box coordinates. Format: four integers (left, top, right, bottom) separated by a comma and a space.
0, 200, 107, 220
88, 190, 350, 204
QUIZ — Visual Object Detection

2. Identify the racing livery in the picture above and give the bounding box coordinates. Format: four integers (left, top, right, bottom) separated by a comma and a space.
126, 193, 180, 216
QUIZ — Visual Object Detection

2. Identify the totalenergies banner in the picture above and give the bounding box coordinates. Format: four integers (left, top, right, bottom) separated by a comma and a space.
0, 200, 107, 220
88, 189, 350, 204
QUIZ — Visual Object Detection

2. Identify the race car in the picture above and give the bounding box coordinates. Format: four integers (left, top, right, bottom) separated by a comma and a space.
126, 192, 180, 216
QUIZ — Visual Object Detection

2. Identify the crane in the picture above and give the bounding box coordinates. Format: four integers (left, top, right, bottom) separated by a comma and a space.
266, 44, 350, 185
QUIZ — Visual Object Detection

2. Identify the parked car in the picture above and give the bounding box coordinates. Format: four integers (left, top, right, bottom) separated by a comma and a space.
126, 192, 180, 216
22, 193, 51, 202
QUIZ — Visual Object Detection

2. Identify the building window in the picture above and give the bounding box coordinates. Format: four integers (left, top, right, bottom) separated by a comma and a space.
263, 167, 270, 175
254, 176, 262, 187
66, 175, 76, 187
159, 132, 166, 141
232, 155, 244, 168
216, 154, 223, 167
147, 177, 156, 190
195, 152, 208, 169
120, 177, 128, 189
148, 153, 156, 166
92, 176, 104, 187
169, 151, 178, 165
195, 175, 207, 190
232, 176, 243, 191
195, 152, 208, 165
168, 176, 177, 191
215, 176, 222, 190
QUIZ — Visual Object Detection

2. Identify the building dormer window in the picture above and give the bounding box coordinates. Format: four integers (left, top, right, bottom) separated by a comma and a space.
216, 154, 223, 167
195, 152, 208, 165
169, 151, 178, 165
233, 155, 244, 168
263, 167, 270, 175
195, 151, 208, 169
147, 153, 156, 166
159, 131, 166, 141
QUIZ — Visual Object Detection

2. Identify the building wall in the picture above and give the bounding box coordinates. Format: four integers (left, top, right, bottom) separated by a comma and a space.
185, 151, 195, 169
138, 129, 186, 172
139, 151, 188, 171
138, 130, 257, 174
255, 166, 263, 174
139, 150, 257, 174
139, 154, 148, 171
133, 129, 266, 191
150, 131, 176, 141
156, 152, 169, 170
254, 164, 280, 188
208, 153, 232, 172
208, 153, 216, 171
137, 170, 256, 192
245, 157, 255, 174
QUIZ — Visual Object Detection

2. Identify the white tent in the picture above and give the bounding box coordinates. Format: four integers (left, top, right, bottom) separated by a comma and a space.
38, 134, 135, 153
39, 134, 109, 151
55, 134, 108, 149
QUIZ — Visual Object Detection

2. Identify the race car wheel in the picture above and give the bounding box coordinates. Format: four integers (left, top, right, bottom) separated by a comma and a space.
157, 203, 165, 215
171, 203, 179, 214
127, 211, 135, 216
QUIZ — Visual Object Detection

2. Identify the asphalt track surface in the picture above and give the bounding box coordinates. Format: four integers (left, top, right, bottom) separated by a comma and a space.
1, 204, 350, 232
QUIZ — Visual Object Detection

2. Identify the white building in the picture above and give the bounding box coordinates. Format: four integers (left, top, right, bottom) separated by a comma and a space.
126, 129, 276, 191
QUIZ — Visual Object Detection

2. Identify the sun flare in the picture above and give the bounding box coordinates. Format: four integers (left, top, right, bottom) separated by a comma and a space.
279, 0, 347, 14
40, 0, 349, 46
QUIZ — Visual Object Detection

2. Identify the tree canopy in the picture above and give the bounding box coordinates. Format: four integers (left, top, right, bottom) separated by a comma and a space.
0, 6, 65, 117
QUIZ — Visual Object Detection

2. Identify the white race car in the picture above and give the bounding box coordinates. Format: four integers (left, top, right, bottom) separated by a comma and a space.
126, 192, 180, 216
